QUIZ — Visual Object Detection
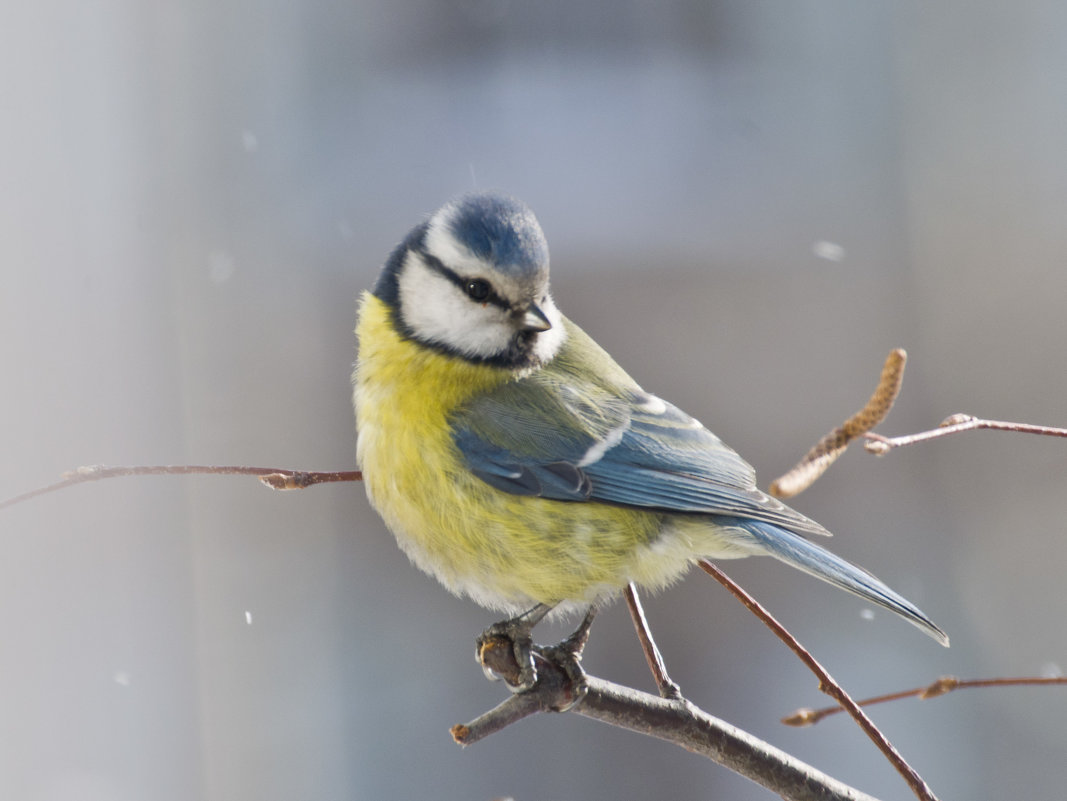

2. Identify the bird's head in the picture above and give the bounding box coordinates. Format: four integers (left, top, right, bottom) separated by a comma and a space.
374, 193, 566, 369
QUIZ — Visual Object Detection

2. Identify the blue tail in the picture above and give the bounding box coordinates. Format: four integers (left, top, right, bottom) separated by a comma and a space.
737, 520, 949, 646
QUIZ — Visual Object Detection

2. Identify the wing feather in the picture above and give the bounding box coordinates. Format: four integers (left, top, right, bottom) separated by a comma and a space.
451, 319, 830, 539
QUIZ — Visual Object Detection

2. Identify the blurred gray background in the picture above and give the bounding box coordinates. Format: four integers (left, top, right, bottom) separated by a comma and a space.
3, 2, 1066, 799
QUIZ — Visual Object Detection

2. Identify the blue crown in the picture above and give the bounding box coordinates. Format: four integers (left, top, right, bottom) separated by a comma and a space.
446, 193, 549, 279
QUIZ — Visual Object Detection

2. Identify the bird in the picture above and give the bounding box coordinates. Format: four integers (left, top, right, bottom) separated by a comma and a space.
353, 192, 947, 687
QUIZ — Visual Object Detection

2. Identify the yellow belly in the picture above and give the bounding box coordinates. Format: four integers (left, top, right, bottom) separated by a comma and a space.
354, 293, 697, 612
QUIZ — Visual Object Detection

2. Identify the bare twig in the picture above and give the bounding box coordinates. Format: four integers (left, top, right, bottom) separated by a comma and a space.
698, 560, 939, 801
454, 641, 884, 801
784, 674, 1067, 726
768, 350, 1067, 494
864, 414, 1067, 454
0, 464, 362, 511
770, 349, 907, 498
624, 583, 682, 699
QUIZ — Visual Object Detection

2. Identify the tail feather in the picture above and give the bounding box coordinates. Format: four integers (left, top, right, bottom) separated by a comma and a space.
738, 520, 949, 646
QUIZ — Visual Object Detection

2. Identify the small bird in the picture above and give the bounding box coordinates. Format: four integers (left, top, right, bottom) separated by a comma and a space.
353, 193, 947, 682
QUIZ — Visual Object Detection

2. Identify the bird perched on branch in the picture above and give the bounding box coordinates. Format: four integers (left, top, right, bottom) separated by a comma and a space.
353, 192, 947, 687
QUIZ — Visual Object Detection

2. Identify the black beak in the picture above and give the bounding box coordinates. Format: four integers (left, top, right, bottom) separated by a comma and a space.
518, 303, 552, 332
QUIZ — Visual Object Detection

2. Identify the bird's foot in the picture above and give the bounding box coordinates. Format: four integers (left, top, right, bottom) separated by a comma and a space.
475, 605, 596, 711
476, 604, 552, 692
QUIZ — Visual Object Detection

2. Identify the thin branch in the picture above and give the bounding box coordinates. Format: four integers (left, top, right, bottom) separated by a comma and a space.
697, 560, 939, 801
770, 349, 906, 499
864, 414, 1067, 454
454, 641, 884, 801
624, 583, 682, 699
0, 464, 362, 511
768, 351, 1067, 493
784, 674, 1067, 726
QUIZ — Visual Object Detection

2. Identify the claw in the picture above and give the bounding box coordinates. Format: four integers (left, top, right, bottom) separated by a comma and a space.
475, 604, 552, 692
476, 628, 537, 690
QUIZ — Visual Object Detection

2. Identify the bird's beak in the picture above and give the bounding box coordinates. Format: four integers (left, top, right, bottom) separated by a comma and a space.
518, 303, 552, 332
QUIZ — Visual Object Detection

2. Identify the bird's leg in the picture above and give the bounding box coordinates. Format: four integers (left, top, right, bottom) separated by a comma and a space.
476, 603, 553, 692
625, 583, 682, 699
539, 606, 597, 711
555, 605, 597, 657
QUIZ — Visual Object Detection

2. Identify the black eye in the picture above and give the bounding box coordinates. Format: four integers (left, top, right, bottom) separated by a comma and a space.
465, 279, 491, 302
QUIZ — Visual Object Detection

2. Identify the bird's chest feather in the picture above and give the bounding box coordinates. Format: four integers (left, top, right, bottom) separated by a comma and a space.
353, 296, 516, 566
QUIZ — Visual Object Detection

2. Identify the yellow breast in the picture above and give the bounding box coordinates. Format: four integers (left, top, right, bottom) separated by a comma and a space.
353, 292, 692, 612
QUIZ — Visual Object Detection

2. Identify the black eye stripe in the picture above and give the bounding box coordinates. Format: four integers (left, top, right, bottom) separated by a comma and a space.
416, 248, 510, 310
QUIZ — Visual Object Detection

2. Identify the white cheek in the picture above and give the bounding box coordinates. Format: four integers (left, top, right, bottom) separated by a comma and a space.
531, 295, 566, 363
397, 256, 513, 357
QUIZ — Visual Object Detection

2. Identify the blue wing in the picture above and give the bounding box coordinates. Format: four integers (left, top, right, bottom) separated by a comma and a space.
450, 325, 830, 539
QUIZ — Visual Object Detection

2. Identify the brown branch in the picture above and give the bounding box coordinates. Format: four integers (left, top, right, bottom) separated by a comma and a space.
624, 583, 682, 699
864, 414, 1067, 454
784, 675, 1067, 726
697, 560, 939, 801
0, 464, 362, 510
768, 350, 1067, 494
454, 641, 884, 801
770, 349, 906, 499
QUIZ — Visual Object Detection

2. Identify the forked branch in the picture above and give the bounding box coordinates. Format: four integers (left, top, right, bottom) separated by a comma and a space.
455, 623, 884, 801
769, 348, 1067, 498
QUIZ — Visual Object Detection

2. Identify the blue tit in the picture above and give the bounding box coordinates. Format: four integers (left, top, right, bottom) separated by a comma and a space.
353, 192, 948, 658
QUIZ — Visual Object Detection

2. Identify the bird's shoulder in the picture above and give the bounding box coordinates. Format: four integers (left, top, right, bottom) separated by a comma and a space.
454, 316, 656, 456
